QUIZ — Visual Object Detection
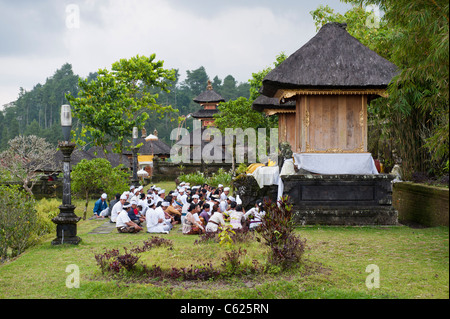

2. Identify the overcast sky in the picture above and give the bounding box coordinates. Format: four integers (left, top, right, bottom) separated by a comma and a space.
0, 0, 352, 109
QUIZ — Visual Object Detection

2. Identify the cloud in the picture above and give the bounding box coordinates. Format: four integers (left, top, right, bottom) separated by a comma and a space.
0, 0, 352, 108
0, 0, 67, 57
62, 0, 314, 82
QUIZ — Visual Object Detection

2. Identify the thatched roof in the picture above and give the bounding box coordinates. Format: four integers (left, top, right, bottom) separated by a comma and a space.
41, 148, 94, 173
87, 146, 131, 169
251, 94, 296, 112
191, 108, 220, 119
193, 80, 225, 104
261, 22, 398, 97
134, 137, 171, 156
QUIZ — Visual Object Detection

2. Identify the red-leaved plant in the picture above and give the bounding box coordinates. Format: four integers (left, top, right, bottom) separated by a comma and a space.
256, 195, 307, 269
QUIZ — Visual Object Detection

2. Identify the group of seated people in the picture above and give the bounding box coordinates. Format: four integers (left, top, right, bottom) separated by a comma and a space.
94, 183, 266, 235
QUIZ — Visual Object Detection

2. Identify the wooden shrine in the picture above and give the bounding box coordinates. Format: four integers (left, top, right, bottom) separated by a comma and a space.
259, 22, 397, 155
247, 22, 399, 225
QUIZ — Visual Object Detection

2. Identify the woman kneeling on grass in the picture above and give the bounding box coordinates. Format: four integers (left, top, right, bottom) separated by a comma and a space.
182, 203, 205, 235
205, 204, 226, 233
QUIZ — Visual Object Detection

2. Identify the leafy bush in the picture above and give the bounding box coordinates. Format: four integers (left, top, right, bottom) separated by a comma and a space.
95, 237, 173, 274
218, 225, 235, 248
94, 237, 265, 281
0, 185, 52, 262
177, 171, 207, 186
34, 198, 59, 236
207, 168, 233, 187
256, 196, 307, 269
178, 168, 232, 188
72, 158, 129, 220
235, 163, 249, 175
221, 248, 245, 275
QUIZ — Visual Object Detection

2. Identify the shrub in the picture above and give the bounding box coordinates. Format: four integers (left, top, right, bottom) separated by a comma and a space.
95, 238, 173, 275
194, 231, 219, 245
0, 185, 48, 262
256, 196, 307, 269
34, 198, 59, 236
218, 225, 235, 248
178, 171, 207, 186
72, 158, 129, 220
178, 168, 233, 188
207, 168, 233, 187
221, 248, 245, 275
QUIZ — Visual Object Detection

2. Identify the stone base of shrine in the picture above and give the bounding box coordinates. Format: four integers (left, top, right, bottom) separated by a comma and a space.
292, 206, 398, 226
282, 174, 398, 226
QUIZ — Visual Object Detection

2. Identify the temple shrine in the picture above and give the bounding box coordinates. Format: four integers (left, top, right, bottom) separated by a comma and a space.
248, 22, 399, 225
192, 80, 225, 128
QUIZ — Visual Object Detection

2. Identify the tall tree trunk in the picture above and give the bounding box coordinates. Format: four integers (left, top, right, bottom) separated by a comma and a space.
84, 190, 89, 220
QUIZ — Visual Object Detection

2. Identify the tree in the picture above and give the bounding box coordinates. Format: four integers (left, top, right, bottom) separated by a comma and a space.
0, 185, 38, 262
0, 135, 56, 196
71, 158, 129, 220
214, 53, 287, 134
67, 54, 177, 159
249, 52, 287, 101
214, 97, 268, 132
181, 66, 209, 96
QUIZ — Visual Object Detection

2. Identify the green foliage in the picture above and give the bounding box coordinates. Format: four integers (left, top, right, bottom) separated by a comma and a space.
178, 168, 232, 188
67, 54, 177, 155
214, 97, 269, 132
0, 64, 79, 150
218, 225, 236, 248
177, 171, 207, 186
71, 158, 129, 220
235, 163, 248, 175
256, 196, 307, 269
34, 198, 59, 228
206, 168, 232, 188
1, 62, 252, 150
0, 185, 52, 262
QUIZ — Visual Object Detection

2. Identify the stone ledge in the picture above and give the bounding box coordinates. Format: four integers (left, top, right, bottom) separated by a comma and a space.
393, 182, 449, 227
293, 207, 398, 226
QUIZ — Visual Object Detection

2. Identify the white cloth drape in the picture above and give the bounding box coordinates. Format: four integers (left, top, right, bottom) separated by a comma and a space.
293, 153, 379, 175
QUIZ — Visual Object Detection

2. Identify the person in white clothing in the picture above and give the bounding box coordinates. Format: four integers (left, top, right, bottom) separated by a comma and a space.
220, 187, 230, 201
177, 187, 188, 205
229, 204, 245, 230
205, 209, 226, 233
146, 200, 171, 234
110, 194, 127, 223
243, 200, 265, 230
219, 198, 228, 213
182, 203, 204, 235
116, 202, 143, 233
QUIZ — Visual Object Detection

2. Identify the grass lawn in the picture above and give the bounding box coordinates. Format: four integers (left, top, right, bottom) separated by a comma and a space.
0, 181, 448, 299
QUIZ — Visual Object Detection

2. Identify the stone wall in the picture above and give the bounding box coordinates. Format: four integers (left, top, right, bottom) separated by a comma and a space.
233, 173, 399, 226
232, 174, 278, 209
392, 182, 449, 227
1, 180, 63, 200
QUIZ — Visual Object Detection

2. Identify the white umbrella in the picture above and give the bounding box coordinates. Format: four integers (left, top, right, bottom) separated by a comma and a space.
137, 168, 149, 178
145, 134, 158, 141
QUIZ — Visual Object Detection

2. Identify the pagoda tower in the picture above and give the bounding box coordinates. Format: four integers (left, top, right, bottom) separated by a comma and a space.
192, 80, 225, 128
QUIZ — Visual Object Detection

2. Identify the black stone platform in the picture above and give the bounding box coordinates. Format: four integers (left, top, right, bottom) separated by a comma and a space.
282, 174, 398, 225
233, 173, 398, 226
